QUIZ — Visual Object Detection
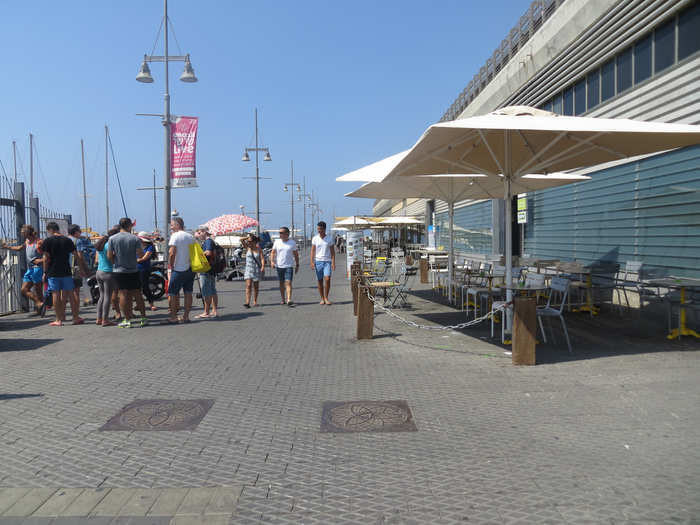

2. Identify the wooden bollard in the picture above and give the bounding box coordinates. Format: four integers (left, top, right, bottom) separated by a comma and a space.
512, 297, 536, 365
352, 273, 362, 316
357, 285, 374, 339
419, 258, 429, 284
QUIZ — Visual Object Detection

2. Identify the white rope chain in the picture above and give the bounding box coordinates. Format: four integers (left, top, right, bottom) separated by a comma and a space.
363, 288, 511, 331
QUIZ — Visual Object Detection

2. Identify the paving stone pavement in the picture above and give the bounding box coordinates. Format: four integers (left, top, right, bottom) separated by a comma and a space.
1, 251, 699, 524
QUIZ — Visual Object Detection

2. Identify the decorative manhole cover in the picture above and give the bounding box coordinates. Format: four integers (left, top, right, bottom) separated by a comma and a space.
320, 400, 417, 433
100, 399, 214, 431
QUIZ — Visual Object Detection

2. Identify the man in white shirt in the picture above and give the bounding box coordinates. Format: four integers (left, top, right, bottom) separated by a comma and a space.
167, 217, 196, 323
270, 226, 299, 306
310, 221, 336, 305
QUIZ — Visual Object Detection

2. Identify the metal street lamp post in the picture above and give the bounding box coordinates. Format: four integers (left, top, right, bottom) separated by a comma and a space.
242, 108, 271, 236
240, 204, 245, 216
282, 160, 301, 242
136, 0, 197, 241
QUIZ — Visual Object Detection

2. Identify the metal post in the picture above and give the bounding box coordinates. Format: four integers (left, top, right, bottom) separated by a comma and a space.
30, 197, 39, 231
290, 160, 295, 240
254, 108, 260, 236
105, 125, 109, 231
14, 182, 27, 311
29, 133, 34, 199
504, 130, 513, 334
81, 139, 88, 230
302, 177, 307, 250
163, 0, 172, 241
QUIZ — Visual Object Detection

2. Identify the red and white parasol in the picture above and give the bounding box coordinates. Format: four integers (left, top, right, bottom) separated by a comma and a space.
204, 214, 259, 236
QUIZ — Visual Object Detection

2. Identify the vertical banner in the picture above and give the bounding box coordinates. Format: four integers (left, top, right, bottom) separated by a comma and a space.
171, 116, 198, 188
346, 231, 364, 279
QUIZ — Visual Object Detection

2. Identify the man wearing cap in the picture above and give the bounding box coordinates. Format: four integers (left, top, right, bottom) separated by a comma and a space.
194, 226, 218, 318
108, 218, 147, 328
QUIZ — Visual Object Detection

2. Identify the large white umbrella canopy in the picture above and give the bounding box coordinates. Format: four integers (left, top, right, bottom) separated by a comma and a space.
386, 106, 700, 329
336, 150, 409, 182
346, 173, 590, 292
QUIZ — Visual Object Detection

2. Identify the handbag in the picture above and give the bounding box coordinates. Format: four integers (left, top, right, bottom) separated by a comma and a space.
189, 242, 211, 273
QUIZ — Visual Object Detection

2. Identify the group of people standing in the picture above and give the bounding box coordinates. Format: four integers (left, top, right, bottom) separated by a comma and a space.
2, 217, 338, 326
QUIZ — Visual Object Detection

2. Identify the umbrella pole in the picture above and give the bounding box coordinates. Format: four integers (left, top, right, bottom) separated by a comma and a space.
448, 200, 454, 304
504, 132, 513, 335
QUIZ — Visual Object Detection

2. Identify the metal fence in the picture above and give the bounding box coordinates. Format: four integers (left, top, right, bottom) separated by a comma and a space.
0, 178, 70, 315
440, 0, 566, 122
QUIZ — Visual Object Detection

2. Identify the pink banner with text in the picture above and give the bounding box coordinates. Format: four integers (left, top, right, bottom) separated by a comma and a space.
171, 116, 198, 188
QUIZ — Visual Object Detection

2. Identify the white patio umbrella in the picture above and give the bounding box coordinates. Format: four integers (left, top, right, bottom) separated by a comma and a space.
346, 173, 590, 294
385, 106, 700, 328
336, 150, 409, 182
332, 216, 373, 229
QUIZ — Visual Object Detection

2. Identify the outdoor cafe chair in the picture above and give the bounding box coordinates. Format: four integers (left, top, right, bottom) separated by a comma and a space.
429, 255, 449, 293
465, 263, 495, 320
537, 276, 573, 353
614, 261, 663, 314
490, 272, 545, 343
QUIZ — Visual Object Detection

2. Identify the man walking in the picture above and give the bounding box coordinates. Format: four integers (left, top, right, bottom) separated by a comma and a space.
2, 225, 45, 315
310, 221, 336, 305
270, 226, 299, 306
168, 217, 196, 323
195, 226, 218, 318
108, 217, 147, 328
41, 221, 86, 326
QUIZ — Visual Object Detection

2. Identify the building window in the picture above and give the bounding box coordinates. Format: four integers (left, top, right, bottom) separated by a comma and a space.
679, 1, 700, 61
601, 59, 615, 101
541, 99, 553, 112
563, 87, 573, 115
552, 93, 562, 114
634, 34, 652, 84
574, 80, 586, 115
654, 18, 676, 73
587, 69, 600, 110
616, 47, 633, 94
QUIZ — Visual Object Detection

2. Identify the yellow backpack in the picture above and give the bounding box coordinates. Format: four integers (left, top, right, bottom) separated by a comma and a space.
189, 242, 211, 273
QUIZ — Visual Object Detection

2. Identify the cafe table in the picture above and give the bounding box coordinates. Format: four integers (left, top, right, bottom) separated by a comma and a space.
647, 276, 700, 340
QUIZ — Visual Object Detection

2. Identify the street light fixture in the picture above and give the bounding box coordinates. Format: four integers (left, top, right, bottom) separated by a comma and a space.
242, 108, 271, 236
136, 0, 197, 241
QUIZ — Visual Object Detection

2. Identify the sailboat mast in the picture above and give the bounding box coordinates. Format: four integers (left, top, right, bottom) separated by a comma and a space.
105, 125, 109, 231
12, 141, 17, 185
153, 169, 158, 231
29, 133, 34, 199
81, 139, 88, 231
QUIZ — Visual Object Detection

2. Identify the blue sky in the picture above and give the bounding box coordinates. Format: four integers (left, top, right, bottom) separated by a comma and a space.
2, 0, 527, 234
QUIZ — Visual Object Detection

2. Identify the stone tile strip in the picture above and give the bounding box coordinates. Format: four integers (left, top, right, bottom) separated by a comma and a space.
146, 489, 189, 517
0, 487, 241, 522
0, 489, 57, 517
31, 488, 84, 516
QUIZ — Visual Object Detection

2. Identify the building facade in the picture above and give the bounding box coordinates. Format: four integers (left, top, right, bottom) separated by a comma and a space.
375, 0, 700, 277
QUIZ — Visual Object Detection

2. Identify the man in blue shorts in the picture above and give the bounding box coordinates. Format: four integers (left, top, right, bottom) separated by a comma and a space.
2, 224, 45, 315
271, 226, 299, 306
310, 221, 336, 305
41, 221, 86, 326
168, 217, 196, 323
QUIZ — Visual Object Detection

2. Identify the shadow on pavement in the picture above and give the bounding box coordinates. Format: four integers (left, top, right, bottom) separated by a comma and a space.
391, 288, 700, 364
0, 338, 61, 353
0, 393, 44, 401
215, 312, 263, 322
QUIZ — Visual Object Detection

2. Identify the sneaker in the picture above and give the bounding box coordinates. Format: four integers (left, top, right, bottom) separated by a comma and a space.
139, 317, 149, 327
118, 319, 132, 328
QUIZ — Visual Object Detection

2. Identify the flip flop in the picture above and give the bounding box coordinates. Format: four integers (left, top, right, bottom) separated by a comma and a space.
72, 318, 85, 325
166, 318, 179, 324
243, 304, 250, 309
49, 320, 63, 327
195, 313, 210, 318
